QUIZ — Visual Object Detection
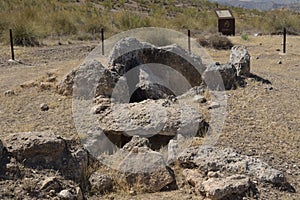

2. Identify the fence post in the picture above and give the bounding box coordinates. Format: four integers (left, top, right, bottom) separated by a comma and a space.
9, 29, 15, 60
188, 29, 191, 53
283, 27, 286, 54
101, 28, 104, 55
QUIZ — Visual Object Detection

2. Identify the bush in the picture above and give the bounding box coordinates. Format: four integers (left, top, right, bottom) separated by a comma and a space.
52, 14, 77, 36
11, 23, 40, 46
197, 34, 233, 50
241, 34, 249, 41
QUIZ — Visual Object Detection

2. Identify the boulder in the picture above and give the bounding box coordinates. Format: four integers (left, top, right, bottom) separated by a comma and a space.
57, 60, 119, 98
58, 37, 205, 99
3, 132, 66, 168
97, 98, 205, 148
230, 45, 251, 76
89, 172, 113, 194
178, 146, 287, 187
200, 175, 251, 200
118, 145, 175, 192
3, 132, 92, 187
108, 37, 205, 87
202, 62, 237, 90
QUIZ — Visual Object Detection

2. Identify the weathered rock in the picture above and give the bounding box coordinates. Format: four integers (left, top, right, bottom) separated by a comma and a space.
58, 37, 205, 99
56, 68, 76, 96
58, 189, 73, 199
3, 132, 66, 168
65, 147, 91, 185
57, 60, 119, 98
202, 62, 237, 90
178, 146, 287, 187
89, 172, 113, 194
108, 37, 205, 87
40, 177, 62, 192
76, 187, 83, 200
122, 135, 150, 152
193, 95, 206, 103
200, 174, 251, 200
118, 146, 175, 192
97, 99, 205, 148
230, 45, 251, 76
207, 101, 220, 109
182, 169, 203, 187
167, 139, 178, 165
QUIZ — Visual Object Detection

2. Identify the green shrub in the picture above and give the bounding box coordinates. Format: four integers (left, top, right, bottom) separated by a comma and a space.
241, 34, 249, 41
9, 21, 40, 46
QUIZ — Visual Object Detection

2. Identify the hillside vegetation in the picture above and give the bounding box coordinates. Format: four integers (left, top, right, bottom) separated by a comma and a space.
0, 0, 299, 46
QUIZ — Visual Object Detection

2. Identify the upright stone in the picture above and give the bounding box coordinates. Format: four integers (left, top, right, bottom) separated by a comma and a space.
230, 45, 250, 76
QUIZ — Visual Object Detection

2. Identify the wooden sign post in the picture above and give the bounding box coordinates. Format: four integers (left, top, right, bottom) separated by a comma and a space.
215, 9, 235, 36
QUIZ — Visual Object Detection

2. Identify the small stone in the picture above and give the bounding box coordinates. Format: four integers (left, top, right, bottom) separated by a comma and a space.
276, 49, 281, 51
76, 187, 83, 200
129, 189, 137, 196
207, 171, 221, 178
4, 90, 15, 96
256, 56, 259, 60
278, 60, 282, 64
40, 103, 49, 111
58, 189, 72, 199
49, 189, 56, 196
40, 177, 62, 192
193, 95, 206, 103
208, 102, 220, 109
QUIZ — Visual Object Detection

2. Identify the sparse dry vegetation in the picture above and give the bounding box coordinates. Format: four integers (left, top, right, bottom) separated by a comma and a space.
0, 0, 299, 46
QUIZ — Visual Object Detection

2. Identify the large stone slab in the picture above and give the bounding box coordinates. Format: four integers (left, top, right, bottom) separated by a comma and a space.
178, 146, 287, 186
3, 132, 66, 168
96, 98, 205, 147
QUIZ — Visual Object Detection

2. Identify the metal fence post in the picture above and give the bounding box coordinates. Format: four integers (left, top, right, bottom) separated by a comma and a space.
9, 29, 15, 60
188, 29, 191, 53
101, 28, 104, 55
283, 27, 286, 54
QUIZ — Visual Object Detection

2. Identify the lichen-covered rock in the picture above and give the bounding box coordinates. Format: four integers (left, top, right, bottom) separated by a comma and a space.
230, 45, 251, 76
202, 62, 237, 90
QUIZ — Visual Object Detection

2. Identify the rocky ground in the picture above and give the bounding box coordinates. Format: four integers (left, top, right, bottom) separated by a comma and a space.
0, 35, 299, 200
